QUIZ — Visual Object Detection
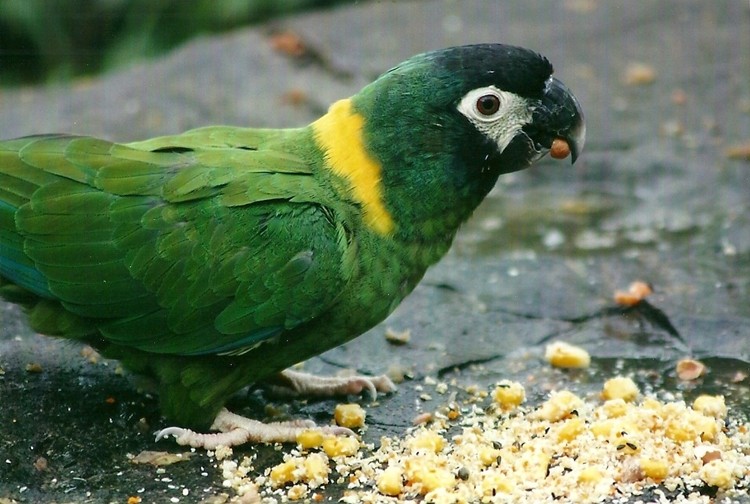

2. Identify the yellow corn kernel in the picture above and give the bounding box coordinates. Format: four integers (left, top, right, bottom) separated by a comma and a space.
492, 381, 526, 410
270, 460, 299, 486
544, 341, 591, 368
478, 446, 502, 466
377, 466, 404, 496
533, 390, 584, 422
601, 377, 639, 402
303, 453, 330, 483
481, 473, 514, 496
699, 460, 735, 489
641, 397, 663, 411
334, 403, 366, 428
321, 436, 360, 458
600, 398, 628, 418
578, 467, 604, 484
408, 430, 445, 453
692, 395, 727, 419
520, 451, 552, 481
296, 429, 325, 450
640, 458, 668, 480
557, 417, 585, 442
665, 418, 698, 442
405, 459, 456, 494
694, 413, 719, 441
590, 419, 614, 438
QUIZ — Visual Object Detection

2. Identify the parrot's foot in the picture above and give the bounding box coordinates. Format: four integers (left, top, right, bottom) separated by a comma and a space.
155, 408, 354, 449
267, 369, 397, 399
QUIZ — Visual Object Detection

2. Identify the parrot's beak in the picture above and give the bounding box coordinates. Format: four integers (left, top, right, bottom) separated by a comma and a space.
530, 76, 586, 163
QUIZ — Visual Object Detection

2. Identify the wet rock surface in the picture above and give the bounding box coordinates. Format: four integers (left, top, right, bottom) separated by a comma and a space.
0, 1, 748, 502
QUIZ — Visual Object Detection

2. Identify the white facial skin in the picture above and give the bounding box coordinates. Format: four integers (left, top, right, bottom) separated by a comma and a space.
456, 85, 534, 155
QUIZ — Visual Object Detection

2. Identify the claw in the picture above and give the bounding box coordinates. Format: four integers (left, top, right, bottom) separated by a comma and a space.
155, 408, 356, 449
269, 369, 397, 399
154, 426, 187, 442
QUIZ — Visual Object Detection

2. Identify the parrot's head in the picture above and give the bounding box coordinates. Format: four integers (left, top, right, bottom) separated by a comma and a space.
315, 44, 585, 241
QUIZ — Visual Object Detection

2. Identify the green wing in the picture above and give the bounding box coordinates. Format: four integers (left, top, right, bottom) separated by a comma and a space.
0, 128, 353, 356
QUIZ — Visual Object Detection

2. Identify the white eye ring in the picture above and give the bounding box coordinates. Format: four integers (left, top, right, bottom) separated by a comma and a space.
458, 86, 508, 122
456, 85, 534, 154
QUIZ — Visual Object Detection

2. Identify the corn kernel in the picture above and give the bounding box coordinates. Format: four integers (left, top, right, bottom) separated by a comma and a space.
665, 418, 698, 442
408, 430, 445, 453
533, 390, 584, 422
296, 429, 325, 450
377, 466, 404, 496
557, 417, 585, 442
322, 436, 360, 458
694, 413, 719, 441
481, 473, 514, 496
270, 460, 299, 486
641, 398, 663, 411
578, 467, 604, 483
600, 399, 628, 418
692, 395, 727, 419
478, 446, 502, 466
545, 341, 591, 368
334, 403, 366, 428
405, 459, 455, 494
492, 380, 526, 410
518, 451, 552, 481
640, 458, 668, 480
303, 453, 330, 483
601, 377, 639, 402
590, 419, 614, 438
699, 460, 735, 489
591, 418, 640, 441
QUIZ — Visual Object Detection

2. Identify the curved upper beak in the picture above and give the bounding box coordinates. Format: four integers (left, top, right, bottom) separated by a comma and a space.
532, 77, 586, 163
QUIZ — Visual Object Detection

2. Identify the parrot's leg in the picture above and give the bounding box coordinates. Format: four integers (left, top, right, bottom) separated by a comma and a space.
155, 408, 354, 449
264, 369, 397, 398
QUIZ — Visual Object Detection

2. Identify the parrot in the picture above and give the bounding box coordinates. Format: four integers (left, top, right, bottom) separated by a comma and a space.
0, 44, 584, 448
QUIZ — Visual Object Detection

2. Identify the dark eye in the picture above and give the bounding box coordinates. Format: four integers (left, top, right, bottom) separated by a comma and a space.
476, 94, 501, 116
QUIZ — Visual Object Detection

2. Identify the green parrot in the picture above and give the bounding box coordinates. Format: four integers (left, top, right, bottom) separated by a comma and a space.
0, 44, 584, 448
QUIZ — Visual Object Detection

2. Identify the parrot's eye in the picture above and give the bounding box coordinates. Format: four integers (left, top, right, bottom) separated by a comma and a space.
456, 85, 535, 154
458, 86, 515, 124
476, 94, 501, 116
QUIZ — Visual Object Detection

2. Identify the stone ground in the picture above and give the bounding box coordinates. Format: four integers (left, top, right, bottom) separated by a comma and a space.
0, 1, 748, 503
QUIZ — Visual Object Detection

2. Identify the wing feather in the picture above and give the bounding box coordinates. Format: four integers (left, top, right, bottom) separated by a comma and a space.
0, 130, 352, 357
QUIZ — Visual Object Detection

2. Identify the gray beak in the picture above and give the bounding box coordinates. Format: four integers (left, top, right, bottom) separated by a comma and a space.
533, 77, 586, 163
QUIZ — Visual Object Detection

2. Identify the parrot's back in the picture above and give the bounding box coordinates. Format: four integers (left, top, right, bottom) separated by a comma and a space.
0, 131, 439, 357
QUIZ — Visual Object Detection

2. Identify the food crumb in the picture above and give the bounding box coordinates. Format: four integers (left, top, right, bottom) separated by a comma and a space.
601, 376, 639, 402
334, 403, 366, 429
216, 370, 749, 503
384, 327, 411, 345
545, 341, 591, 368
676, 358, 707, 381
614, 280, 653, 306
492, 380, 526, 410
550, 138, 571, 159
623, 62, 657, 86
